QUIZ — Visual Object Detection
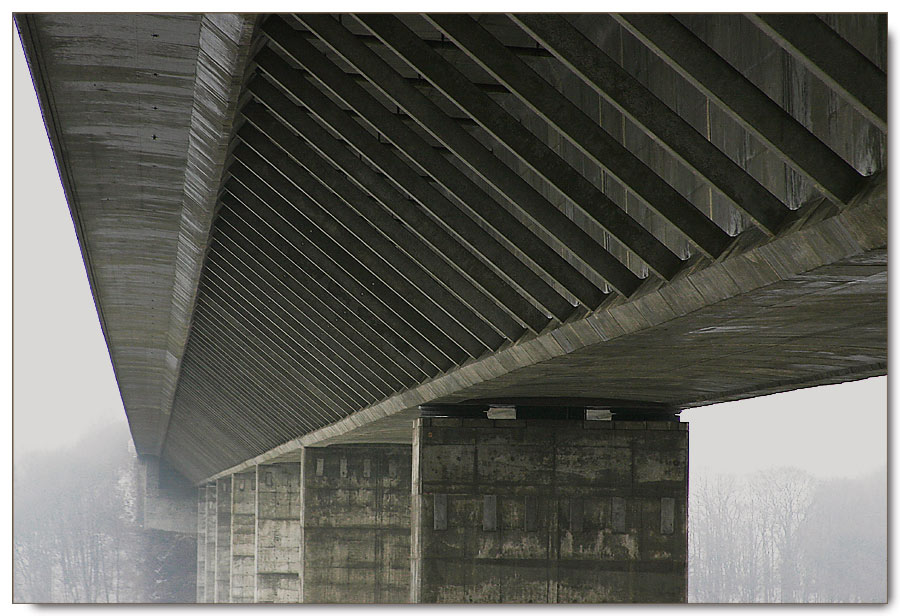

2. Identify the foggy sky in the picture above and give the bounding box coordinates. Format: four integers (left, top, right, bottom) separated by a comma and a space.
11, 29, 886, 480
13, 36, 127, 461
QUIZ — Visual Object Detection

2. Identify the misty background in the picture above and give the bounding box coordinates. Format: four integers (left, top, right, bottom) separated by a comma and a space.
11, 25, 887, 603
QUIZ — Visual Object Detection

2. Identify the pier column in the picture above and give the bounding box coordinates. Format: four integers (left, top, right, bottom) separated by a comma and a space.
411, 415, 688, 603
215, 479, 232, 602
300, 445, 412, 603
255, 463, 302, 602
196, 486, 207, 603
230, 471, 256, 602
204, 484, 216, 602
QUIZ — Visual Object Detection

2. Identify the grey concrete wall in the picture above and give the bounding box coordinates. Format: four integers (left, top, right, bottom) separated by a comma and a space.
411, 418, 688, 603
256, 463, 302, 602
301, 445, 412, 603
230, 471, 257, 602
215, 479, 232, 602
196, 487, 207, 603
204, 484, 216, 601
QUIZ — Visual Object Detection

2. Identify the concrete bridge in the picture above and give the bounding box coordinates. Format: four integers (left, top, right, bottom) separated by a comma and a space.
17, 13, 886, 603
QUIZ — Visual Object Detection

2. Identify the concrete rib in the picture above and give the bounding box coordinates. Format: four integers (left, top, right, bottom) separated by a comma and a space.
187, 317, 333, 437
203, 262, 394, 402
296, 15, 667, 286
409, 13, 732, 256
259, 21, 619, 305
224, 176, 456, 372
237, 115, 505, 354
243, 88, 533, 338
213, 217, 428, 384
746, 13, 886, 132
208, 243, 406, 395
229, 150, 475, 365
190, 304, 342, 424
247, 71, 561, 329
218, 196, 435, 381
178, 356, 293, 453
207, 245, 401, 398
508, 13, 788, 236
189, 302, 350, 428
613, 13, 866, 205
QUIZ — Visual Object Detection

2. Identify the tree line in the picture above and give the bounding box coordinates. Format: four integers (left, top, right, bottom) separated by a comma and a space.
13, 424, 194, 603
688, 466, 886, 603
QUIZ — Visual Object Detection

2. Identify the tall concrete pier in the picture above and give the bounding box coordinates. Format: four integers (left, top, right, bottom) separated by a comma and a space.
301, 445, 411, 603
411, 413, 687, 602
17, 12, 885, 603
255, 463, 302, 602
229, 471, 256, 602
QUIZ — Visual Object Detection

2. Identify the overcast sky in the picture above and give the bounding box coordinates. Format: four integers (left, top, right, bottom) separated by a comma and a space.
13, 32, 128, 462
11, 27, 887, 481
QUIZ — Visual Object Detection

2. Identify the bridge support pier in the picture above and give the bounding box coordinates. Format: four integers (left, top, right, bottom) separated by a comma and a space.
214, 479, 232, 602
230, 471, 257, 602
300, 444, 412, 603
410, 416, 688, 603
255, 463, 302, 602
196, 487, 207, 602
203, 484, 216, 602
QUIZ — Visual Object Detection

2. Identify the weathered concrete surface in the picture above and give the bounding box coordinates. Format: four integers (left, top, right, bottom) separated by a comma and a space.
18, 13, 885, 485
301, 445, 411, 603
230, 471, 257, 603
195, 484, 217, 602
196, 487, 207, 602
255, 463, 302, 602
204, 484, 216, 601
209, 173, 885, 479
215, 479, 232, 602
411, 418, 688, 603
15, 13, 256, 459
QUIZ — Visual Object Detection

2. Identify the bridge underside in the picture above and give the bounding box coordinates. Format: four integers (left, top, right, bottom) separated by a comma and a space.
18, 13, 886, 486
221, 184, 886, 471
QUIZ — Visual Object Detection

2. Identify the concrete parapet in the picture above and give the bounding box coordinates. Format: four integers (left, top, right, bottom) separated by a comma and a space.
301, 445, 412, 603
411, 418, 688, 603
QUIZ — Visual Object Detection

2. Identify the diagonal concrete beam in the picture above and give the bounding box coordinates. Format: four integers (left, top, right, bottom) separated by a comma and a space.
207, 240, 411, 394
212, 215, 429, 384
226, 168, 461, 371
418, 13, 736, 252
339, 13, 685, 278
280, 15, 656, 291
218, 193, 436, 379
613, 13, 867, 206
746, 13, 886, 132
245, 77, 540, 337
231, 136, 487, 362
239, 108, 508, 352
258, 23, 622, 304
508, 13, 788, 236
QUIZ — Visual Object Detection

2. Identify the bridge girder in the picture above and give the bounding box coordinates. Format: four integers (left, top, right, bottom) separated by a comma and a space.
17, 13, 887, 484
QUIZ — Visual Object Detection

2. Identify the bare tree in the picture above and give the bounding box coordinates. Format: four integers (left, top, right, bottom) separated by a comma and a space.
13, 424, 148, 603
799, 470, 886, 602
690, 467, 885, 603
